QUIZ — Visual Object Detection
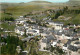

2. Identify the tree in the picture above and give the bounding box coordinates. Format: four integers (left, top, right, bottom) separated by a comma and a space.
23, 29, 27, 37
63, 6, 68, 12
56, 47, 64, 55
50, 46, 55, 52
1, 36, 24, 55
1, 17, 15, 21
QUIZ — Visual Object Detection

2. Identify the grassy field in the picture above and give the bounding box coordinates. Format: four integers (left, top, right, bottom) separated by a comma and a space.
53, 13, 80, 25
6, 5, 46, 16
72, 14, 80, 24
1, 22, 15, 31
0, 1, 65, 17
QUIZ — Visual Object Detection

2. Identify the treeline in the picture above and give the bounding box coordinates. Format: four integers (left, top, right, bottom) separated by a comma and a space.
66, 9, 80, 14
1, 12, 15, 21
1, 36, 24, 55
53, 6, 68, 19
1, 17, 15, 21
48, 6, 68, 19
51, 6, 80, 19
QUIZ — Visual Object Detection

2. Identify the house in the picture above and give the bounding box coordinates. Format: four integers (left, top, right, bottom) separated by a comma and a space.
70, 38, 80, 49
77, 30, 80, 36
51, 41, 57, 47
26, 29, 40, 36
39, 37, 47, 50
63, 40, 71, 49
62, 46, 68, 51
16, 46, 22, 54
71, 51, 80, 55
56, 39, 68, 51
0, 42, 6, 46
25, 17, 32, 20
73, 41, 80, 48
63, 38, 80, 52
68, 45, 78, 51
54, 28, 76, 40
24, 23, 31, 29
39, 35, 55, 50
58, 34, 73, 40
20, 16, 23, 17
21, 51, 28, 55
40, 27, 53, 36
40, 30, 51, 36
21, 36, 35, 42
15, 17, 27, 25
32, 24, 39, 29
1, 33, 8, 38
30, 18, 36, 23
48, 21, 63, 30
15, 26, 25, 35
16, 20, 26, 25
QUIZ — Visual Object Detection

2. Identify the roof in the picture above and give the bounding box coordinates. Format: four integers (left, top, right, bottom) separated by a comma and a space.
41, 35, 55, 44
43, 30, 51, 34
16, 26, 25, 31
68, 45, 78, 51
53, 29, 77, 37
42, 38, 47, 43
21, 36, 34, 42
46, 35, 54, 43
71, 38, 79, 41
64, 40, 71, 47
48, 21, 64, 24
74, 42, 80, 44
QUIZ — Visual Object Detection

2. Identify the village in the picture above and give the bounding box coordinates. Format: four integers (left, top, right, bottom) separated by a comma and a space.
1, 14, 80, 55
1, 0, 80, 55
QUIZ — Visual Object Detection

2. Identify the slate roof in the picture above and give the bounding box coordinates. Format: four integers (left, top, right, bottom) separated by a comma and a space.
28, 30, 37, 33
64, 40, 71, 47
68, 45, 78, 51
43, 35, 54, 42
21, 36, 34, 42
39, 26, 43, 29
16, 26, 25, 31
42, 35, 55, 44
53, 28, 77, 37
42, 38, 47, 43
71, 38, 79, 41
46, 35, 54, 43
74, 42, 80, 44
32, 24, 39, 29
43, 30, 51, 35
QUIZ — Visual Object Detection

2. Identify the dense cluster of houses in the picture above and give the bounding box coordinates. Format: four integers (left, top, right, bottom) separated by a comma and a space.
0, 15, 80, 55
14, 16, 80, 55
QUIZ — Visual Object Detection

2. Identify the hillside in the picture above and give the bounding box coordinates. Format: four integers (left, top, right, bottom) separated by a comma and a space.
66, 0, 80, 6
27, 1, 53, 4
0, 1, 62, 16
0, 1, 80, 20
